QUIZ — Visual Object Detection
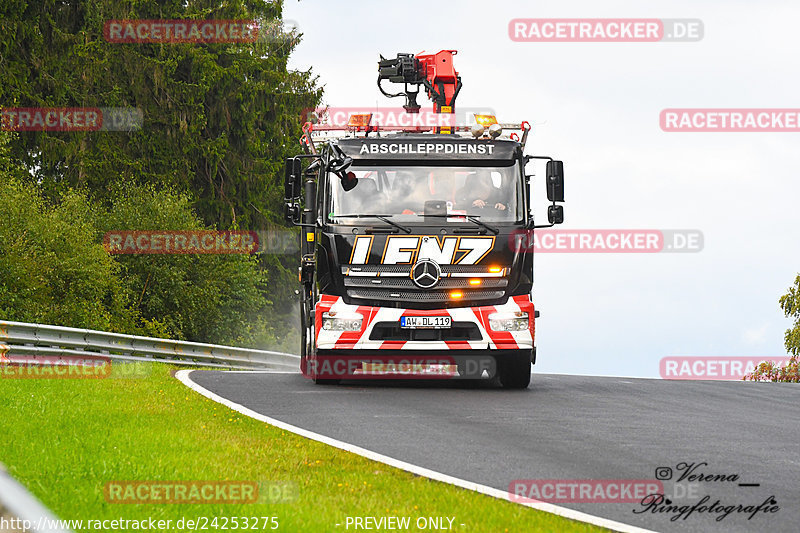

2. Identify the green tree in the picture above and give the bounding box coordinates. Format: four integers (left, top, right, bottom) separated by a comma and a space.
1, 1, 321, 350
0, 0, 320, 230
744, 275, 800, 382
779, 274, 800, 356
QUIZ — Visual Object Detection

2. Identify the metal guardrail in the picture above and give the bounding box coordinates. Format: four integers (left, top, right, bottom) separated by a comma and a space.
0, 320, 299, 372
0, 463, 72, 533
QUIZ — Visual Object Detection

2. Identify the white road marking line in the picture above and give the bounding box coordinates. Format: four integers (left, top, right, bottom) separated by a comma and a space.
218, 370, 299, 374
176, 370, 657, 533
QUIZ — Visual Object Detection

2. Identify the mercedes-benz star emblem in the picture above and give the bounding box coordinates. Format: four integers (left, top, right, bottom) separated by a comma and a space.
411, 259, 441, 289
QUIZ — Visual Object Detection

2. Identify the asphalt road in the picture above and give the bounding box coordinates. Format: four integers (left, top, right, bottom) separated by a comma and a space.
189, 371, 799, 533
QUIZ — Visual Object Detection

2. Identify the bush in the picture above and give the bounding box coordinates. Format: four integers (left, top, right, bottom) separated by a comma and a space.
0, 133, 288, 349
98, 182, 280, 347
0, 139, 137, 331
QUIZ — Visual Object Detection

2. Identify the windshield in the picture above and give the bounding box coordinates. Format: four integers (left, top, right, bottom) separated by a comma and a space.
328, 164, 523, 222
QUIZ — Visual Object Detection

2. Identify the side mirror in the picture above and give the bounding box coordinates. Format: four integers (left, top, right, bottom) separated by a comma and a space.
284, 202, 299, 223
340, 171, 358, 191
284, 158, 301, 199
546, 160, 564, 202
548, 205, 564, 225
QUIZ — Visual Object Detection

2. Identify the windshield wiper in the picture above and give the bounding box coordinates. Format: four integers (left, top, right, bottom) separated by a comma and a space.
332, 214, 411, 233
417, 214, 499, 234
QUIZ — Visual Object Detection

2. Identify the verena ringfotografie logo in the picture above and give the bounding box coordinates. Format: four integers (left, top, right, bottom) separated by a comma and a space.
661, 109, 800, 132
509, 229, 703, 253
1, 107, 142, 132
509, 19, 703, 42
304, 106, 497, 130
660, 357, 795, 380
103, 231, 259, 255
509, 479, 663, 503
636, 462, 780, 523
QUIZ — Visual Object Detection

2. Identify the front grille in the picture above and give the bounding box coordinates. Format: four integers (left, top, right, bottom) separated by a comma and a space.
343, 264, 509, 306
343, 264, 506, 276
369, 321, 482, 341
346, 289, 505, 303
344, 278, 507, 290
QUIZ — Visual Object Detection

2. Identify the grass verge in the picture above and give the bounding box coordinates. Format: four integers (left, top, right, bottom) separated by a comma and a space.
0, 363, 609, 532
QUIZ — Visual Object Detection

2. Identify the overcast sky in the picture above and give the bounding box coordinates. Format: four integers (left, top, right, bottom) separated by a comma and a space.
283, 0, 800, 378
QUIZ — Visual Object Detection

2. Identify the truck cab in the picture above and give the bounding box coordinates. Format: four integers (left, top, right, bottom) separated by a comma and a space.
286, 123, 564, 388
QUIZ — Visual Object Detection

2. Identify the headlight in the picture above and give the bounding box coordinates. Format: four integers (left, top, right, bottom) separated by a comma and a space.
322, 312, 363, 331
488, 312, 529, 332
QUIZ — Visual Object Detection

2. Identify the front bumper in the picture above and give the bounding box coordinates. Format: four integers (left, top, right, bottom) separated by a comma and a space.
314, 294, 535, 351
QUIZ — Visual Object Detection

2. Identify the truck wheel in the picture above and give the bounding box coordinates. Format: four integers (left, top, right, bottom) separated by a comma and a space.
300, 298, 311, 360
496, 350, 531, 389
299, 308, 311, 376
300, 294, 340, 385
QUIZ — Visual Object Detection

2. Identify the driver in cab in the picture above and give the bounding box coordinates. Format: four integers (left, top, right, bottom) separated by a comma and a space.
457, 170, 507, 212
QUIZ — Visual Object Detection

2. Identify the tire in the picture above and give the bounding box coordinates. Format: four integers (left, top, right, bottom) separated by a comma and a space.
300, 293, 340, 386
300, 299, 309, 360
496, 350, 532, 389
300, 295, 312, 362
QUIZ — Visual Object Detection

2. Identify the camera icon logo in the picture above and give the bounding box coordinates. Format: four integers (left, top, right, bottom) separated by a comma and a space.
655, 467, 673, 480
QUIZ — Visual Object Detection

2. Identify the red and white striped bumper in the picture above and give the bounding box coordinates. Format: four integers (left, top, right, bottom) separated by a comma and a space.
314, 294, 535, 351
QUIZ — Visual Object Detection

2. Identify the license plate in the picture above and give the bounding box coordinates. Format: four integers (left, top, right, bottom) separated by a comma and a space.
400, 316, 451, 329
